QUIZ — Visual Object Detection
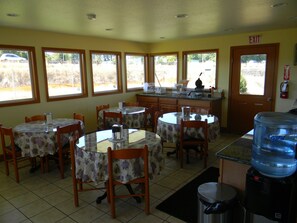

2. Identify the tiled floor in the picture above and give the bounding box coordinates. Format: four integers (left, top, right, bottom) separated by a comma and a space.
0, 133, 240, 223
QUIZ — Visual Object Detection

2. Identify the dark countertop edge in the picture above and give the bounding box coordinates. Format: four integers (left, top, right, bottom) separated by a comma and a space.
137, 93, 223, 101
216, 130, 254, 165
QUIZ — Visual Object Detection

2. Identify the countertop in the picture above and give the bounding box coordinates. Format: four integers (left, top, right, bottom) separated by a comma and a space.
216, 130, 253, 165
137, 92, 222, 101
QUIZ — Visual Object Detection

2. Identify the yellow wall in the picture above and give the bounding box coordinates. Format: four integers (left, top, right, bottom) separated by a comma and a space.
0, 26, 296, 133
149, 28, 297, 126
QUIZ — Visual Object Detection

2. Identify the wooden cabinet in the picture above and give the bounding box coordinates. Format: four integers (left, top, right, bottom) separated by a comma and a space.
159, 98, 177, 112
137, 94, 222, 123
137, 95, 159, 109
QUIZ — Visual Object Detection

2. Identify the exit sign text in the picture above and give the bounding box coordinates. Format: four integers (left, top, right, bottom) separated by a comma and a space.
249, 35, 261, 44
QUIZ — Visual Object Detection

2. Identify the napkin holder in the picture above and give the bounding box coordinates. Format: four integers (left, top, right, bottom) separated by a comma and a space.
112, 124, 123, 140
181, 106, 191, 117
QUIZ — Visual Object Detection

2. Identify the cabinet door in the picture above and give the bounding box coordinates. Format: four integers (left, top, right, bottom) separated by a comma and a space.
137, 95, 159, 109
159, 98, 177, 112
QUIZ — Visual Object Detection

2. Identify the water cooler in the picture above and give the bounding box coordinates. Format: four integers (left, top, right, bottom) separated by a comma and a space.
245, 112, 297, 223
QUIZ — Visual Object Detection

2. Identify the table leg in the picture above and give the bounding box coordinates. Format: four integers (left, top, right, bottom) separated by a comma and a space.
166, 143, 179, 159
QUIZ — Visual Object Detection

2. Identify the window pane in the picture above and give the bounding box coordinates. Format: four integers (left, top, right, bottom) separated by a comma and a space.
43, 48, 87, 100
154, 54, 177, 88
0, 46, 39, 106
91, 51, 121, 93
125, 54, 146, 90
186, 51, 217, 89
240, 54, 266, 95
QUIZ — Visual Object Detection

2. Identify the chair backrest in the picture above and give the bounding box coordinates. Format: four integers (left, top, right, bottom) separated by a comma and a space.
73, 112, 85, 124
103, 111, 123, 129
25, 115, 46, 123
0, 125, 16, 153
125, 102, 139, 107
56, 123, 82, 149
180, 119, 208, 144
154, 110, 164, 133
96, 104, 110, 129
143, 106, 155, 130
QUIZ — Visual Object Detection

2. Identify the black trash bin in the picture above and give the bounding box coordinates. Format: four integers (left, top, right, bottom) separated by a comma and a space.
197, 182, 237, 223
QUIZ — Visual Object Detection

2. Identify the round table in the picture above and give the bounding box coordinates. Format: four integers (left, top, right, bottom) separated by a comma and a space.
157, 112, 220, 143
97, 106, 146, 129
13, 118, 83, 157
75, 129, 164, 184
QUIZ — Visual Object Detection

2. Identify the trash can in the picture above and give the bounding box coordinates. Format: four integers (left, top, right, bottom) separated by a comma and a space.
197, 182, 237, 223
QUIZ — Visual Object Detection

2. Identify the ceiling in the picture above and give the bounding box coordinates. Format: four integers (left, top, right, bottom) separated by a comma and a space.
0, 0, 297, 43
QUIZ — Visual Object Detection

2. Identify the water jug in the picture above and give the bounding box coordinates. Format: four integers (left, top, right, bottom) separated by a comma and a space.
251, 112, 297, 178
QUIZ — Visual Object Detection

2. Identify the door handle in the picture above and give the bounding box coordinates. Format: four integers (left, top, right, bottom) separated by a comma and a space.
267, 97, 272, 102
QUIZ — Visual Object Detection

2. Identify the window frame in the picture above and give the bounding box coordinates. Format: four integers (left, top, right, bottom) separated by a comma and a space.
90, 50, 122, 96
124, 52, 148, 92
0, 44, 40, 107
182, 49, 219, 89
42, 47, 88, 102
149, 52, 179, 89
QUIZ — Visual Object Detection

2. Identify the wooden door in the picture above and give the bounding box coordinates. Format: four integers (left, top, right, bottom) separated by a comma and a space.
228, 44, 279, 134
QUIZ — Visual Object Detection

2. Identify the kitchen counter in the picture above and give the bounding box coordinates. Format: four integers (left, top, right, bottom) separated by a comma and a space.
216, 130, 254, 197
136, 93, 223, 124
216, 129, 253, 165
137, 92, 222, 101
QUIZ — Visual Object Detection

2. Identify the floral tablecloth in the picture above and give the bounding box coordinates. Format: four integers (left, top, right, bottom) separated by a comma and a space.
156, 112, 220, 143
75, 129, 164, 184
98, 106, 146, 129
13, 118, 83, 157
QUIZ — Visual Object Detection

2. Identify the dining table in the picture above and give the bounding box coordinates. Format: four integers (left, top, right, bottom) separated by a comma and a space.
156, 112, 220, 156
97, 106, 146, 129
13, 118, 84, 158
74, 128, 164, 203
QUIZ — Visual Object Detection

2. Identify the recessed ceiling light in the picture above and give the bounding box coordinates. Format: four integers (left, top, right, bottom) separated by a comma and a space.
270, 2, 288, 8
87, 13, 96, 21
7, 13, 19, 17
175, 14, 188, 19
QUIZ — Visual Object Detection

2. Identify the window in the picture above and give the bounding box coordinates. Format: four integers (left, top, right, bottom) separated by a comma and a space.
90, 51, 122, 95
0, 45, 39, 107
183, 49, 218, 89
42, 48, 87, 101
125, 53, 147, 91
240, 54, 267, 95
150, 53, 178, 88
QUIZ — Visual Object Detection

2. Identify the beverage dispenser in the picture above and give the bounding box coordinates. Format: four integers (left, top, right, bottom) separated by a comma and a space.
251, 112, 297, 178
245, 112, 297, 223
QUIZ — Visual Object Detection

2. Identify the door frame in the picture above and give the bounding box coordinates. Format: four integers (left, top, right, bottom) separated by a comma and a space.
227, 43, 279, 133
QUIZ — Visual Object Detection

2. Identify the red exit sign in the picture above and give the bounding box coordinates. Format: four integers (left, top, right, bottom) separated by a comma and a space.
249, 35, 261, 44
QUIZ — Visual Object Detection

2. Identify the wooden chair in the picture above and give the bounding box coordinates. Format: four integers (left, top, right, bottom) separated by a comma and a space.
96, 104, 110, 130
25, 115, 46, 123
107, 145, 150, 218
0, 124, 33, 183
125, 102, 139, 107
179, 119, 208, 168
143, 106, 157, 131
73, 112, 85, 124
70, 135, 106, 207
56, 123, 83, 179
153, 110, 164, 133
103, 111, 123, 130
